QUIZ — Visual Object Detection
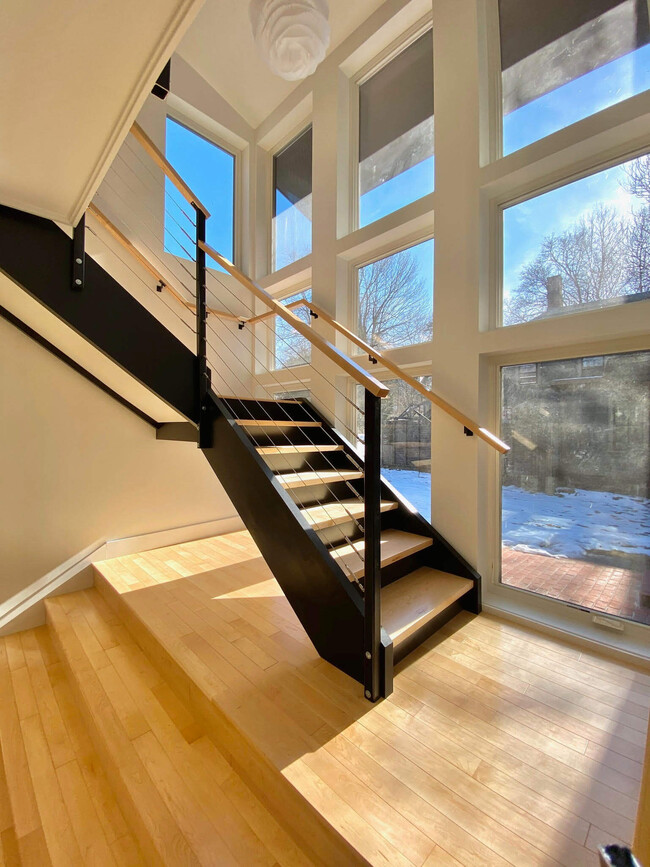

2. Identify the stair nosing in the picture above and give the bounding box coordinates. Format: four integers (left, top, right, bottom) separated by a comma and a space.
275, 470, 363, 490
300, 499, 398, 530
330, 529, 433, 580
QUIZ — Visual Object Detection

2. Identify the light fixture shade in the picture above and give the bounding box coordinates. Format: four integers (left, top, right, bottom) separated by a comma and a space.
249, 0, 330, 81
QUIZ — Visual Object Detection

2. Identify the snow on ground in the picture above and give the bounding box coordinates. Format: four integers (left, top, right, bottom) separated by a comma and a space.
382, 468, 432, 520
382, 468, 650, 561
502, 485, 650, 560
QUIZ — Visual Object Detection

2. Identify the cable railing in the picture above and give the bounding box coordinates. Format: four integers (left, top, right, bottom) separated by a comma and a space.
84, 117, 508, 701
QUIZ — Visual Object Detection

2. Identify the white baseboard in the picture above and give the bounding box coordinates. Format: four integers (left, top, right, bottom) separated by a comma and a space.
0, 514, 244, 636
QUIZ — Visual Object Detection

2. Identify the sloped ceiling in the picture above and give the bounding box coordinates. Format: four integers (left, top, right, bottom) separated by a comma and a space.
0, 0, 204, 225
176, 0, 387, 128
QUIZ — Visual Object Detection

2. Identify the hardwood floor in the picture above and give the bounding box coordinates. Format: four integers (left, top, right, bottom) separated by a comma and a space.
79, 529, 646, 867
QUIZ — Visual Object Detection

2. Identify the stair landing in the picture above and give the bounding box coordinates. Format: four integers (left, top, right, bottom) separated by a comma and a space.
88, 530, 646, 867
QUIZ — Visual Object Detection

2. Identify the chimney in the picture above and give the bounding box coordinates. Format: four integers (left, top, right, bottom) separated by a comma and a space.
546, 275, 563, 311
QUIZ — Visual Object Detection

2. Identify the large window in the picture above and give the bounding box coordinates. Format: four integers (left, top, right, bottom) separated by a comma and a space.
165, 117, 235, 267
273, 288, 312, 369
358, 240, 433, 350
502, 152, 650, 326
359, 31, 434, 227
357, 377, 432, 520
499, 0, 650, 155
501, 351, 650, 625
273, 127, 312, 271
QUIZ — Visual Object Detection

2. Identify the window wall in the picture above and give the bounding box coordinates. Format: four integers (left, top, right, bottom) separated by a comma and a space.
252, 0, 650, 652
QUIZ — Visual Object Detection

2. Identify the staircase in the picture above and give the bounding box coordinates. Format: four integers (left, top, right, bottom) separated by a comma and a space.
0, 118, 506, 705
189, 392, 479, 696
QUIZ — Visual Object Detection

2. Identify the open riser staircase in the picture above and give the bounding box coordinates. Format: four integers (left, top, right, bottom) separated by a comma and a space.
0, 194, 487, 703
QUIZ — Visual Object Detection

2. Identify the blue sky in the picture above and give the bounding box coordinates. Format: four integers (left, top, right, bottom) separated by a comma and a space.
164, 117, 234, 270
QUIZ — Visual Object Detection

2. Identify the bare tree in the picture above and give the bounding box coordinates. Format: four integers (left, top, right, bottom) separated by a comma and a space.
505, 205, 629, 325
359, 249, 432, 348
623, 154, 650, 204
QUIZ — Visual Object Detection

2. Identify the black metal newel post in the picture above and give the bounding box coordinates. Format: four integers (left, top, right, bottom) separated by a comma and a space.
364, 388, 382, 701
195, 207, 209, 446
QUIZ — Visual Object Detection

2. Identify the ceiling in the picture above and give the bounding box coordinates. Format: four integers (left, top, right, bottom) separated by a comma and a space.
0, 0, 203, 225
176, 0, 387, 128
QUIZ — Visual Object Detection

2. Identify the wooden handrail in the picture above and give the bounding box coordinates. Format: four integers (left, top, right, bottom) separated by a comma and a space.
88, 203, 192, 311
198, 241, 389, 398
305, 300, 510, 454
130, 122, 210, 218
88, 204, 243, 322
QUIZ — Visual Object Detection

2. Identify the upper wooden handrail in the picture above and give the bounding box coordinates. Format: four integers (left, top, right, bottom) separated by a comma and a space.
88, 203, 241, 322
198, 241, 390, 398
130, 122, 210, 218
305, 301, 510, 454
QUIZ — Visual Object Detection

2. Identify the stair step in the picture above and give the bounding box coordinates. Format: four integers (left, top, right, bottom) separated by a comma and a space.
257, 444, 343, 455
382, 568, 473, 648
330, 529, 433, 580
45, 590, 312, 867
0, 624, 145, 866
236, 419, 321, 428
275, 470, 363, 490
301, 499, 398, 530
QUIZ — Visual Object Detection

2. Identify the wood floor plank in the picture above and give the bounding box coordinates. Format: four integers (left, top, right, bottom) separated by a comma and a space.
91, 529, 647, 867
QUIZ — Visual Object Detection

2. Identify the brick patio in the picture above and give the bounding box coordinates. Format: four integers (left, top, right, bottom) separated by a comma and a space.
501, 546, 650, 626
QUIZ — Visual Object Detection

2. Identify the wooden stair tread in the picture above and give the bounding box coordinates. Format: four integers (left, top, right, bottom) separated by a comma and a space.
275, 470, 363, 490
45, 590, 311, 867
257, 444, 343, 455
235, 419, 321, 428
300, 499, 398, 530
381, 568, 473, 647
330, 529, 433, 580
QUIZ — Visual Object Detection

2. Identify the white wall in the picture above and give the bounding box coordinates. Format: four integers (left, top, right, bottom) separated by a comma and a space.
0, 316, 238, 606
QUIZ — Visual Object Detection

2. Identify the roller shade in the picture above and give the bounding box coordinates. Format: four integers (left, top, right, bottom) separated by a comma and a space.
274, 127, 312, 216
359, 31, 433, 164
499, 0, 650, 115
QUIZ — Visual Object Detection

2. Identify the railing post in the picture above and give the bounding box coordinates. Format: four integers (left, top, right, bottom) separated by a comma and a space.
364, 388, 382, 701
195, 207, 210, 445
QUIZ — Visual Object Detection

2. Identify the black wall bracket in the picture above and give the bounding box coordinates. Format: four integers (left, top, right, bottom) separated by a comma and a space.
72, 215, 85, 291
464, 426, 474, 437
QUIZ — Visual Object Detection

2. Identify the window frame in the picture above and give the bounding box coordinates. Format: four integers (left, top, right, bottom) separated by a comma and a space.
491, 143, 650, 331
482, 0, 650, 162
164, 111, 239, 268
352, 16, 434, 232
271, 124, 314, 274
352, 231, 435, 357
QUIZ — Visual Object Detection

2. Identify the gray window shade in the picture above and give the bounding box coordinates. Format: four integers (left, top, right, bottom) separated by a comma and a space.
359, 31, 433, 195
273, 127, 312, 216
499, 0, 650, 115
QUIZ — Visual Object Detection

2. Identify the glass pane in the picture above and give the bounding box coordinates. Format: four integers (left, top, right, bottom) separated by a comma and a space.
501, 351, 650, 625
273, 128, 312, 271
500, 0, 650, 155
503, 153, 650, 326
165, 117, 235, 269
273, 288, 312, 369
273, 389, 311, 401
358, 240, 433, 350
359, 31, 434, 227
357, 378, 432, 520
